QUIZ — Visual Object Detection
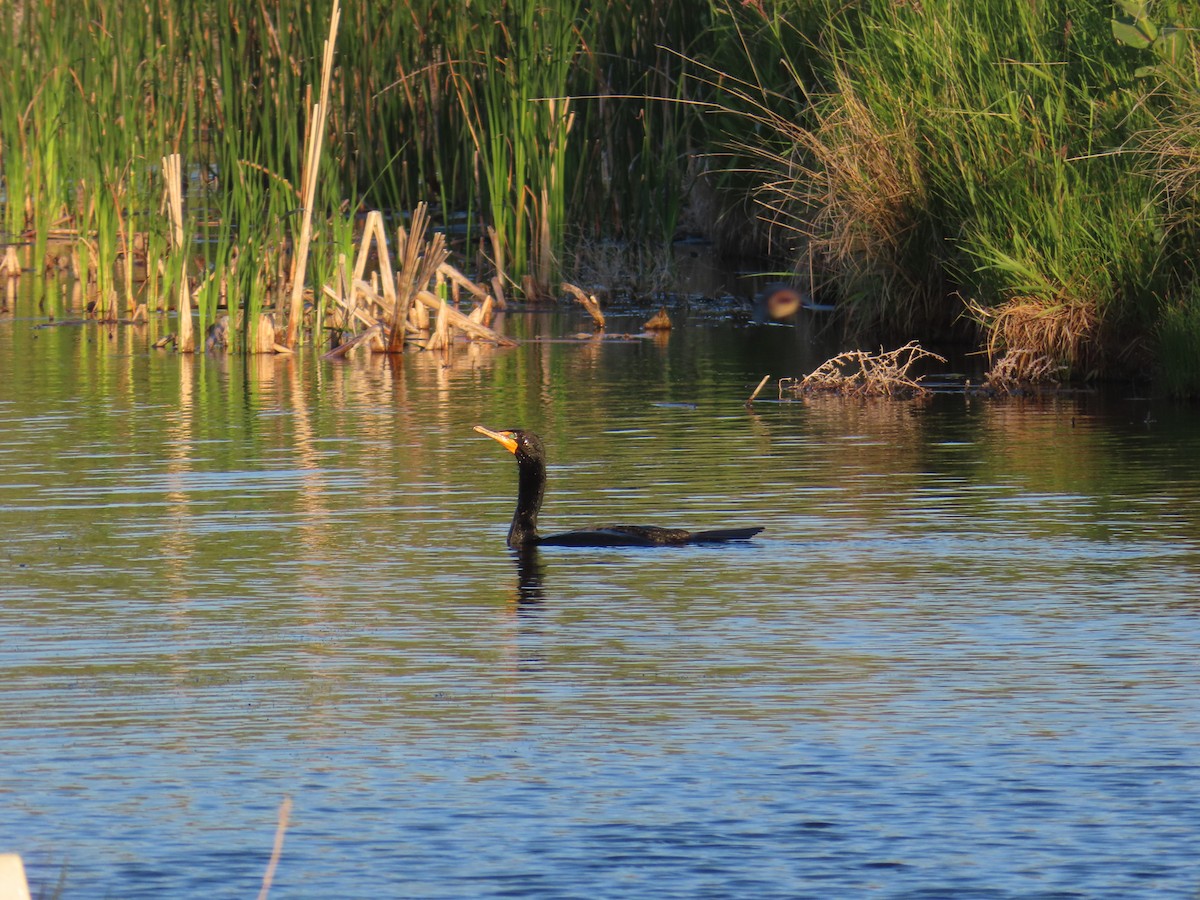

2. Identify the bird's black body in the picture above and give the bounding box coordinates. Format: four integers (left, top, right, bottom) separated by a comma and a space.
474, 426, 763, 549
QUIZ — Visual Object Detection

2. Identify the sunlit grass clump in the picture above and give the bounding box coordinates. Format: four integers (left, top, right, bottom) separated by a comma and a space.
714, 0, 1200, 382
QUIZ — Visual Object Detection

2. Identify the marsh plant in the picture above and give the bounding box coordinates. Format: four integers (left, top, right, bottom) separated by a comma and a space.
4, 0, 1200, 387
0, 1, 714, 341
710, 0, 1200, 382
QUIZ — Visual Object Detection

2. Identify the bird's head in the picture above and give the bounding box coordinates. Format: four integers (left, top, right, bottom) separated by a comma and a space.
474, 426, 546, 463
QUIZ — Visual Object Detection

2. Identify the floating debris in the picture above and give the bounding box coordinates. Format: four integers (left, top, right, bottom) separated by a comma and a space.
780, 341, 946, 399
643, 307, 672, 330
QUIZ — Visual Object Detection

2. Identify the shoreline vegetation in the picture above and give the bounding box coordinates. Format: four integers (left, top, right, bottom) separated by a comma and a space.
2, 1, 1200, 393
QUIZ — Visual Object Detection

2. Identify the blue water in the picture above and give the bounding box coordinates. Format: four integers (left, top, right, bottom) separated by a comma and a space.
1, 309, 1198, 898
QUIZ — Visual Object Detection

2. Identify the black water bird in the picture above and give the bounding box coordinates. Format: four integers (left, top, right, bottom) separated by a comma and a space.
474, 425, 764, 548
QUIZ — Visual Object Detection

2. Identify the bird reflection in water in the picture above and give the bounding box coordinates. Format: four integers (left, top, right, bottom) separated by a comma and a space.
512, 545, 547, 610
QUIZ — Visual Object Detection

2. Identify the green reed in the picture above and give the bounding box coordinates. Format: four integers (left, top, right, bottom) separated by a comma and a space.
707, 0, 1198, 373
452, 1, 583, 294
1, 0, 716, 316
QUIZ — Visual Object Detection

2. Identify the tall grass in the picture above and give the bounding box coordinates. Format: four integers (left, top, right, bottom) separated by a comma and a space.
710, 0, 1199, 376
0, 0, 713, 346
454, 1, 582, 296
5, 0, 1198, 381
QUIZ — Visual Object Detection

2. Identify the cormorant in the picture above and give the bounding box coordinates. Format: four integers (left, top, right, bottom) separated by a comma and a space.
474, 425, 764, 548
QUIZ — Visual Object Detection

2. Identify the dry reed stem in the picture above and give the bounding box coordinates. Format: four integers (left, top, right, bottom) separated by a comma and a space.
162, 153, 192, 351
353, 211, 397, 307
468, 294, 494, 327
746, 374, 771, 405
424, 299, 451, 351
410, 293, 430, 330
562, 282, 605, 329
414, 290, 516, 346
782, 341, 945, 399
389, 202, 448, 352
253, 313, 278, 354
439, 262, 490, 301
323, 283, 378, 331
256, 796, 292, 900
1, 246, 20, 279
335, 278, 515, 347
322, 321, 383, 360
284, 0, 340, 349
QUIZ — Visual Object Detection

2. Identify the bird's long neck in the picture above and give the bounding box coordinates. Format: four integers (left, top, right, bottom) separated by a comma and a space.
508, 456, 546, 547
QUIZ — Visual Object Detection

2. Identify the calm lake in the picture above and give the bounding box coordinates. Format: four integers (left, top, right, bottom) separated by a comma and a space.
1, 295, 1199, 898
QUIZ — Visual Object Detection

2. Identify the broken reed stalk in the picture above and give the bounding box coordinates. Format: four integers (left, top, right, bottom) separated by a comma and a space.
439, 262, 490, 302
322, 279, 516, 353
353, 211, 397, 309
284, 0, 341, 349
388, 202, 448, 352
256, 796, 293, 900
746, 374, 771, 405
162, 153, 193, 352
413, 289, 516, 345
1, 246, 20, 279
424, 299, 451, 351
468, 294, 494, 327
321, 320, 382, 360
562, 282, 604, 329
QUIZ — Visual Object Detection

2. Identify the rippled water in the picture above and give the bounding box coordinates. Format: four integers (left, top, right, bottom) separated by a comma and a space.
1, 304, 1199, 898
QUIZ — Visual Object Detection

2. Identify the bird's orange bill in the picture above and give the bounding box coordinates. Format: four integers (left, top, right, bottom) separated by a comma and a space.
474, 425, 519, 454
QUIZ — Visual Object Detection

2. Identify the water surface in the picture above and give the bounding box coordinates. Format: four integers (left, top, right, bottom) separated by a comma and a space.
1, 305, 1198, 898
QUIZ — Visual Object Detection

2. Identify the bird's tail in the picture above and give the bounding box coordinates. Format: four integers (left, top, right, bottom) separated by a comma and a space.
687, 527, 763, 543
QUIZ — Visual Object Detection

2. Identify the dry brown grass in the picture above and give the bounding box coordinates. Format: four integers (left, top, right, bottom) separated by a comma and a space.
780, 340, 945, 399
981, 349, 1066, 393
733, 68, 934, 331
966, 295, 1096, 378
